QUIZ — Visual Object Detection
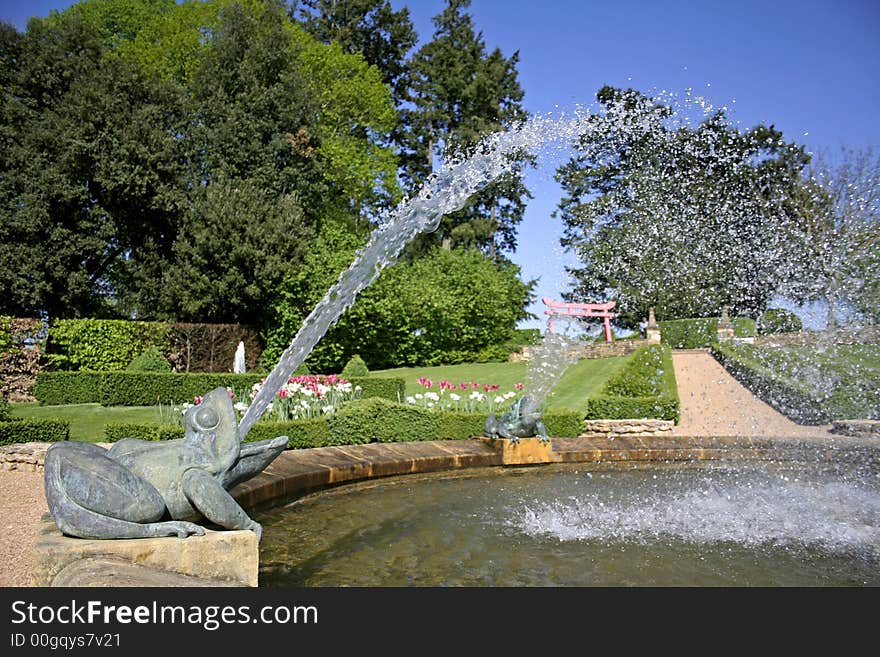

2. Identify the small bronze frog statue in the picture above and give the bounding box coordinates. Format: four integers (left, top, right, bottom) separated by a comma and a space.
483, 395, 549, 443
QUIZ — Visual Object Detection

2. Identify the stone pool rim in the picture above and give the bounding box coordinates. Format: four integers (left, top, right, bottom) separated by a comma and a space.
231, 432, 875, 514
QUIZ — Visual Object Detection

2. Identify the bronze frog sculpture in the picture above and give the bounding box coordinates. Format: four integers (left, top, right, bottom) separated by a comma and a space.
44, 387, 287, 541
483, 395, 549, 443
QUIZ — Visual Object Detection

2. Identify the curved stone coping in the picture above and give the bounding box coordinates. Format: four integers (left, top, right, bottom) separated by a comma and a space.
231, 433, 871, 513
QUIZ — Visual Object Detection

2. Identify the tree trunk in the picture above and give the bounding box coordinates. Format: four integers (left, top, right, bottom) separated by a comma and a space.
488, 203, 497, 258
826, 294, 837, 331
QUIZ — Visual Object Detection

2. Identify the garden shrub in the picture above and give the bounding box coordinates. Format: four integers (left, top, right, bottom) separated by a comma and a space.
102, 402, 587, 450
435, 412, 487, 439
46, 319, 171, 371
245, 417, 331, 449
660, 316, 756, 348
0, 419, 69, 444
340, 354, 369, 378
756, 308, 803, 335
0, 396, 9, 421
126, 347, 171, 372
542, 410, 587, 437
585, 344, 680, 422
104, 423, 184, 442
34, 371, 107, 405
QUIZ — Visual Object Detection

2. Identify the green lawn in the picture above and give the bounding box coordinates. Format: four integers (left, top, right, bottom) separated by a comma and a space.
10, 403, 165, 442
544, 357, 630, 411
372, 356, 629, 411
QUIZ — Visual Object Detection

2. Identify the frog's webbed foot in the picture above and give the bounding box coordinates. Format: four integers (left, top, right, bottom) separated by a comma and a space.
244, 519, 262, 542
183, 469, 263, 540
146, 521, 206, 539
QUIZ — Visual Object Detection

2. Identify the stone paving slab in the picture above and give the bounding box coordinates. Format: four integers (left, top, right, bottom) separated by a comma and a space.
51, 557, 244, 587
33, 515, 258, 587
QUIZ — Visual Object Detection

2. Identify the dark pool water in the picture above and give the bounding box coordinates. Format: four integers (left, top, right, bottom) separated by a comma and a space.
257, 455, 880, 586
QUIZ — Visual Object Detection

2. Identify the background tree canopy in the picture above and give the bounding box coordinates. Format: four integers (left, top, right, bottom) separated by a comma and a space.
554, 86, 812, 326
0, 0, 538, 370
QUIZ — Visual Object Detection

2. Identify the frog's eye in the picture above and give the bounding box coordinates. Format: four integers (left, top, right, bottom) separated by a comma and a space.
194, 406, 220, 431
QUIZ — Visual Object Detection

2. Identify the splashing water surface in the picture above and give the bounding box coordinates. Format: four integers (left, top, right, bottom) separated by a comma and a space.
257, 456, 880, 586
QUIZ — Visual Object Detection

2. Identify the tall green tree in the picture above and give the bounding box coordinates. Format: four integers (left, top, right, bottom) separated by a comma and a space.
265, 245, 534, 371
786, 147, 880, 326
0, 0, 400, 327
401, 0, 531, 256
161, 178, 312, 326
294, 0, 416, 108
555, 86, 810, 325
0, 13, 186, 318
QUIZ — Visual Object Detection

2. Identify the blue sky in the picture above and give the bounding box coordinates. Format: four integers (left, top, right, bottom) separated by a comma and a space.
3, 0, 879, 329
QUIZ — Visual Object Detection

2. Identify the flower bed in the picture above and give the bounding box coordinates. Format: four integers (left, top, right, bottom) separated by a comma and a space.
404, 377, 524, 413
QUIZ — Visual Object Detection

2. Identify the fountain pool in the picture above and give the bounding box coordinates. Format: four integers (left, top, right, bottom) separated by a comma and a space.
256, 448, 880, 587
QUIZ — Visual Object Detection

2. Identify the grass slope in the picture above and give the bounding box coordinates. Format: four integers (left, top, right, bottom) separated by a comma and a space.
373, 356, 629, 411
10, 403, 163, 442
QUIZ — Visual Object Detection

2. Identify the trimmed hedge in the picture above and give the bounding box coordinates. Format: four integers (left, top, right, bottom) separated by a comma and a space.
0, 419, 70, 445
328, 398, 438, 444
104, 403, 588, 447
104, 423, 184, 442
756, 308, 803, 335
660, 317, 756, 349
711, 343, 830, 424
34, 371, 107, 405
34, 372, 405, 406
585, 344, 680, 422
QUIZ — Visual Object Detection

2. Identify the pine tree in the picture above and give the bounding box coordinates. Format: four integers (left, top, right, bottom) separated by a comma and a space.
401, 0, 531, 257
294, 0, 416, 108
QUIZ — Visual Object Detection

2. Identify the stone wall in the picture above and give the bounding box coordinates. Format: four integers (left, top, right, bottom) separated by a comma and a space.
0, 442, 48, 471
512, 339, 655, 362
581, 418, 675, 437
0, 317, 45, 401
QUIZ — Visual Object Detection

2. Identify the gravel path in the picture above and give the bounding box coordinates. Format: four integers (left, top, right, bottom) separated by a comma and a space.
0, 468, 47, 586
670, 350, 832, 438
0, 350, 836, 587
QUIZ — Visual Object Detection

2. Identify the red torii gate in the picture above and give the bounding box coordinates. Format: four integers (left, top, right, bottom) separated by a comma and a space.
543, 297, 617, 342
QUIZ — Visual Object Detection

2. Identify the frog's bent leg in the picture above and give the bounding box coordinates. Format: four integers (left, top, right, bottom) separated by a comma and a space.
484, 413, 500, 439
182, 468, 262, 540
221, 435, 288, 490
535, 419, 550, 443
44, 442, 205, 540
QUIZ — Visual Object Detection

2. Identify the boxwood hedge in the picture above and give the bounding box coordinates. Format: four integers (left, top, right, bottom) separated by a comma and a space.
710, 343, 829, 424
660, 317, 756, 349
0, 419, 70, 445
584, 344, 680, 422
104, 402, 587, 447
